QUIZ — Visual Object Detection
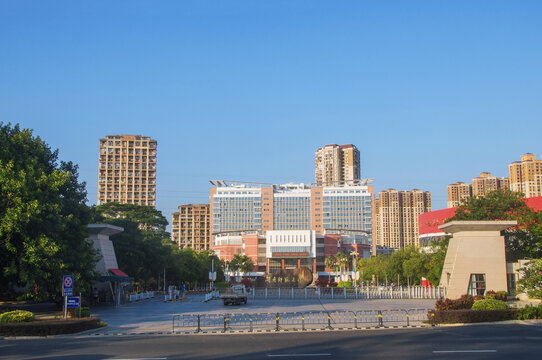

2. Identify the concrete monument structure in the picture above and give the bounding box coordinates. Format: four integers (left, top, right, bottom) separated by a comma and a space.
438, 220, 516, 299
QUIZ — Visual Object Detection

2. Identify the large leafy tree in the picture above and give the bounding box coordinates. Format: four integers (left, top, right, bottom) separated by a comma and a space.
0, 123, 97, 301
92, 203, 172, 288
229, 254, 254, 274
448, 189, 542, 260
92, 203, 224, 288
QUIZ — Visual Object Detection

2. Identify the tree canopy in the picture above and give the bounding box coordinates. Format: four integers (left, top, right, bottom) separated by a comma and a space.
92, 203, 223, 288
448, 189, 542, 260
0, 123, 97, 302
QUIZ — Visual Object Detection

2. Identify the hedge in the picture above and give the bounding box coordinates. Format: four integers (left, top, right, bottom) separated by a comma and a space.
429, 309, 519, 324
0, 318, 106, 336
0, 310, 35, 323
472, 299, 509, 311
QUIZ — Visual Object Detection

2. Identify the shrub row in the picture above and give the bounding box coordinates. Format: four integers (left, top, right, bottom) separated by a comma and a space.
0, 310, 35, 323
472, 299, 509, 311
518, 304, 542, 320
0, 318, 106, 337
430, 309, 519, 324
435, 294, 474, 311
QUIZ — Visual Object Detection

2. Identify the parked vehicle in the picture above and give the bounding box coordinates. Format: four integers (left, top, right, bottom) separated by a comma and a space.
220, 284, 248, 305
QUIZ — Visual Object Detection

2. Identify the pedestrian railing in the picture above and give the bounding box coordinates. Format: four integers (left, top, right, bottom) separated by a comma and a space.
129, 291, 155, 302
245, 286, 444, 300
204, 291, 219, 302
172, 308, 431, 333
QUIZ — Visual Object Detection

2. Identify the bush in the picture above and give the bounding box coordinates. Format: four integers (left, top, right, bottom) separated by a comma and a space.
429, 309, 519, 324
0, 310, 35, 323
472, 299, 509, 311
314, 278, 328, 287
518, 304, 542, 320
435, 294, 475, 311
0, 318, 105, 336
337, 281, 352, 288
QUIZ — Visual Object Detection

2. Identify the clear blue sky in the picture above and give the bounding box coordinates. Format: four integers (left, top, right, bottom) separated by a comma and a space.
1, 1, 541, 225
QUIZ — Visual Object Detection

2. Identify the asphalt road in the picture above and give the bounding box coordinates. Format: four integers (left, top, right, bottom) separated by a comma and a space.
2, 322, 542, 360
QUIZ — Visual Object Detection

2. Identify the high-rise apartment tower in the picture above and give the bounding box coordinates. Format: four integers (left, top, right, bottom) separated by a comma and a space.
315, 144, 360, 186
98, 135, 157, 206
509, 153, 542, 198
447, 173, 509, 208
171, 204, 211, 251
375, 189, 431, 248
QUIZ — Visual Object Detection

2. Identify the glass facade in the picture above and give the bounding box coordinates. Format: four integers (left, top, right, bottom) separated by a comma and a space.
212, 190, 261, 233
273, 195, 311, 230
323, 189, 372, 232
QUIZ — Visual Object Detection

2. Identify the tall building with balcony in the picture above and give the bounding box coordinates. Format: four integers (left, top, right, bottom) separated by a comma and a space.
98, 135, 157, 206
509, 153, 542, 198
375, 189, 431, 249
472, 172, 509, 197
447, 182, 472, 208
448, 173, 509, 208
171, 204, 210, 251
315, 144, 360, 186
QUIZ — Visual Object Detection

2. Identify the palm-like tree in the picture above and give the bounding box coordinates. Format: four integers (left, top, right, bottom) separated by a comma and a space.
324, 255, 337, 282
335, 253, 350, 278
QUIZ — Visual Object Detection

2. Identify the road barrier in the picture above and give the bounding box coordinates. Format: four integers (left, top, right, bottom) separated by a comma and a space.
128, 291, 155, 302
172, 308, 431, 333
248, 286, 445, 300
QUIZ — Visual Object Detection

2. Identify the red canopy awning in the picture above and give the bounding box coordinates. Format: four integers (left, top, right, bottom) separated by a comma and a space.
109, 268, 129, 277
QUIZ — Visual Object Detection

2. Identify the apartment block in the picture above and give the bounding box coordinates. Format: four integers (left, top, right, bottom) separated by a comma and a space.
171, 204, 211, 251
472, 172, 509, 197
447, 173, 509, 208
375, 189, 431, 249
509, 153, 542, 198
315, 144, 360, 186
447, 182, 472, 208
98, 135, 157, 206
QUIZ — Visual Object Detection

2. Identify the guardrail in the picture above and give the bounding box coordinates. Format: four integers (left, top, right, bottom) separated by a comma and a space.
204, 291, 220, 302
246, 286, 444, 300
129, 291, 155, 302
172, 308, 431, 333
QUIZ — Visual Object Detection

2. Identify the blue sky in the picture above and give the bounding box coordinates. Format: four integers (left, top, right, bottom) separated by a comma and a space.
1, 1, 541, 224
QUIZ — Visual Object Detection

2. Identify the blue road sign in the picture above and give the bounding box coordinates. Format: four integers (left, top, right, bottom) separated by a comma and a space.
66, 297, 80, 309
63, 275, 74, 296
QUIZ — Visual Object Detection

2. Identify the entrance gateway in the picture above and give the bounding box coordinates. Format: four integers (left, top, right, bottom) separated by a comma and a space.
438, 220, 516, 299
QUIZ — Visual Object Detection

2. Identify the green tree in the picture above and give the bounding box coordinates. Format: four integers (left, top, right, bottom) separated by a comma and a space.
425, 237, 449, 286
324, 255, 336, 281
357, 255, 389, 284
517, 259, 542, 299
229, 254, 254, 275
449, 189, 542, 260
92, 203, 173, 288
0, 123, 97, 302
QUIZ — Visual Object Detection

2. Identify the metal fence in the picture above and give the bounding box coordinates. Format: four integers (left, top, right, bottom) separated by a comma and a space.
246, 286, 445, 300
172, 308, 431, 333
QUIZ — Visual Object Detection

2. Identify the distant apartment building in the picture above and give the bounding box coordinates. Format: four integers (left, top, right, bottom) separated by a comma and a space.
98, 135, 157, 206
472, 172, 509, 197
375, 189, 431, 249
447, 182, 472, 208
315, 144, 360, 186
509, 153, 542, 198
171, 204, 210, 251
447, 173, 509, 208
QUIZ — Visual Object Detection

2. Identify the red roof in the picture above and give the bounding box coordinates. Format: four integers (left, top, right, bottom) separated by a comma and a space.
109, 268, 129, 277
419, 196, 542, 236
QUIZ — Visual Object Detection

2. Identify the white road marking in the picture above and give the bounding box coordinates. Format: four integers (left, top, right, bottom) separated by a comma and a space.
433, 350, 497, 353
267, 354, 332, 357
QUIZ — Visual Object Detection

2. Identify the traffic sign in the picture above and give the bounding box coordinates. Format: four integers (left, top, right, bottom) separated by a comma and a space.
63, 275, 74, 296
66, 297, 80, 309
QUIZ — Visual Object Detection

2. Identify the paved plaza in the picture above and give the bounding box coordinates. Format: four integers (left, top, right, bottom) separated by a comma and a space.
90, 294, 436, 334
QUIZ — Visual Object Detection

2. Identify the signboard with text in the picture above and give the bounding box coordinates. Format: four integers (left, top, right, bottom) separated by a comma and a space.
62, 275, 74, 296
66, 297, 80, 309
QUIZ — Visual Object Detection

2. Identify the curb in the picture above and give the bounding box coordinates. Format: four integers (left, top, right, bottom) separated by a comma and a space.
81, 324, 428, 337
